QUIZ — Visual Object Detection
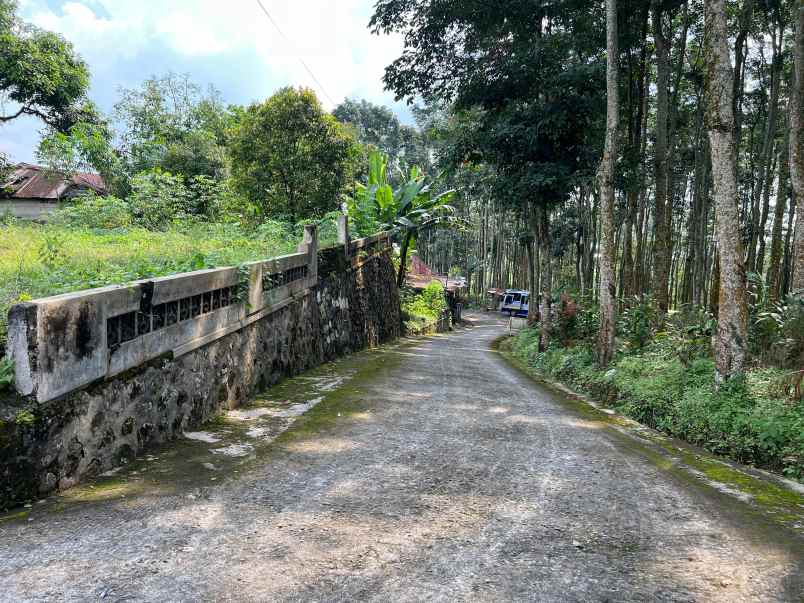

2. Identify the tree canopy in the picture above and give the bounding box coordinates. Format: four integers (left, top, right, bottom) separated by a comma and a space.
229, 87, 360, 221
0, 0, 91, 131
333, 98, 431, 176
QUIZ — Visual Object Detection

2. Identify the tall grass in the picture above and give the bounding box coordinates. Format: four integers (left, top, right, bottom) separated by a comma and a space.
0, 221, 300, 351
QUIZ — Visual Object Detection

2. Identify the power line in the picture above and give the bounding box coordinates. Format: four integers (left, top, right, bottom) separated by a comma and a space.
254, 0, 337, 106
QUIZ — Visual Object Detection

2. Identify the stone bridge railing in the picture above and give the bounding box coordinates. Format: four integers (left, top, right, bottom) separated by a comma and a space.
7, 218, 390, 404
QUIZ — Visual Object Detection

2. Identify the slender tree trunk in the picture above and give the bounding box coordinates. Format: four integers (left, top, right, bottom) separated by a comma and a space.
598, 0, 618, 367
768, 129, 790, 300
748, 24, 782, 273
538, 207, 552, 351
397, 230, 413, 288
652, 2, 672, 313
791, 2, 804, 293
782, 192, 797, 296
755, 146, 778, 276
732, 0, 755, 148
705, 0, 749, 382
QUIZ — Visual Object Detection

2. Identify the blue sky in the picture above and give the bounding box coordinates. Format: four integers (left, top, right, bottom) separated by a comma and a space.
1, 0, 412, 163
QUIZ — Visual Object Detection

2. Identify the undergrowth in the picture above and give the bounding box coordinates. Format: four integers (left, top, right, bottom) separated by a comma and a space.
401, 281, 448, 332
510, 326, 804, 480
0, 218, 340, 351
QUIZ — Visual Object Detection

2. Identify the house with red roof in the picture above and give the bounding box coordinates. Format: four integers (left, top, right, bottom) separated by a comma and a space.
1, 163, 108, 220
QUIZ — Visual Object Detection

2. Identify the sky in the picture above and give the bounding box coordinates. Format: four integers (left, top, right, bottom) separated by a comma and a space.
0, 0, 412, 163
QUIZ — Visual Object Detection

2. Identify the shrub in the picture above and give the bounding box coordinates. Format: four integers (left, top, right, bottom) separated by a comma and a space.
53, 193, 133, 229
127, 169, 192, 229
401, 281, 447, 328
754, 294, 804, 368
420, 281, 447, 317
659, 305, 715, 366
0, 358, 13, 391
618, 295, 657, 351
507, 327, 804, 479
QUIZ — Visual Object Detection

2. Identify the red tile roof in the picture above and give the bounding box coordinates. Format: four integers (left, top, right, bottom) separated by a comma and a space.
406, 254, 466, 293
1, 163, 108, 201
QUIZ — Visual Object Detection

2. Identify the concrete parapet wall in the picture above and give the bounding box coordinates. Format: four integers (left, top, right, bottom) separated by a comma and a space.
1, 220, 400, 509
8, 228, 318, 403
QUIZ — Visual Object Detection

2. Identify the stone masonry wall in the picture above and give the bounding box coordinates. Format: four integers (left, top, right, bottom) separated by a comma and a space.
0, 246, 400, 510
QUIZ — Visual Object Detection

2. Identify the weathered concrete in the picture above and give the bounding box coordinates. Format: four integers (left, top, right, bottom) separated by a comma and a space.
0, 200, 57, 221
1, 232, 400, 509
6, 228, 319, 403
0, 314, 801, 602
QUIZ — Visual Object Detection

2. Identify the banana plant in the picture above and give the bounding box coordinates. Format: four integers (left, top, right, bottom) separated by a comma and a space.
345, 149, 466, 287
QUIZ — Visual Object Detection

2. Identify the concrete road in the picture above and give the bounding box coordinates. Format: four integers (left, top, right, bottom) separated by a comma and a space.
1, 314, 803, 602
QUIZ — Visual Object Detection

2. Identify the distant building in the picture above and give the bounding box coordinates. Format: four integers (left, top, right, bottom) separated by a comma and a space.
1, 163, 108, 220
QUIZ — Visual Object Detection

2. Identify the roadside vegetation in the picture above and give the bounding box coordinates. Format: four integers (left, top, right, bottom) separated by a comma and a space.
400, 281, 448, 332
507, 296, 804, 480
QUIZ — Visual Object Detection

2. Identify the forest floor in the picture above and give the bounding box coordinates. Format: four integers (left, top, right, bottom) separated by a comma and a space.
1, 314, 803, 601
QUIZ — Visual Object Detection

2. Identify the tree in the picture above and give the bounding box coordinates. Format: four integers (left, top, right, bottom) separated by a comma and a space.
791, 1, 804, 294
372, 0, 606, 349
113, 74, 233, 183
0, 0, 90, 130
345, 149, 462, 286
597, 0, 619, 368
333, 98, 433, 183
36, 111, 122, 190
651, 1, 673, 314
704, 0, 749, 382
229, 87, 360, 221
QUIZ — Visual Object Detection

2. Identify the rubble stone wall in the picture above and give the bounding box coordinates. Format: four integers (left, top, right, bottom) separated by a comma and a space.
0, 227, 400, 510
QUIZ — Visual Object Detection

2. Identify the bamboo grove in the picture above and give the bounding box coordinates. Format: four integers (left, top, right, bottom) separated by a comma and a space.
376, 0, 804, 382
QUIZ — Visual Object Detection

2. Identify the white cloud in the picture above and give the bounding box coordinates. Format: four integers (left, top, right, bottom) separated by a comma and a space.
2, 0, 411, 162
25, 0, 407, 110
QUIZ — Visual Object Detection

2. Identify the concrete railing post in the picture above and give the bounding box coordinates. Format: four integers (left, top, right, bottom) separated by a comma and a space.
337, 214, 351, 260
298, 224, 319, 280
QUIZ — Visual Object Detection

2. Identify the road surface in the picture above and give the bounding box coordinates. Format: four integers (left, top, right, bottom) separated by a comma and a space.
1, 314, 802, 602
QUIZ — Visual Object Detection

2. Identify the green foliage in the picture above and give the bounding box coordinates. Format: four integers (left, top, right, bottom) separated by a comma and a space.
114, 73, 234, 185
401, 281, 447, 330
344, 150, 387, 236
333, 97, 432, 178
36, 116, 122, 190
419, 281, 447, 316
0, 0, 91, 129
229, 87, 360, 221
0, 357, 13, 390
661, 306, 715, 366
753, 294, 804, 368
126, 170, 191, 229
52, 193, 133, 229
618, 296, 657, 351
372, 0, 606, 219
509, 327, 804, 480
13, 409, 35, 426
345, 149, 466, 285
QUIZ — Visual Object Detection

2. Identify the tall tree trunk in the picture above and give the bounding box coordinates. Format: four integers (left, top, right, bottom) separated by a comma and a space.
748, 23, 782, 273
755, 145, 778, 276
767, 129, 790, 301
790, 2, 804, 293
652, 2, 672, 313
732, 0, 755, 147
782, 192, 797, 296
598, 0, 618, 368
705, 0, 749, 382
538, 207, 552, 351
